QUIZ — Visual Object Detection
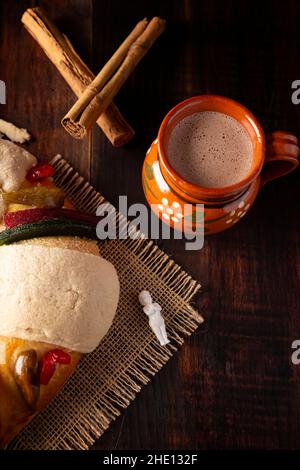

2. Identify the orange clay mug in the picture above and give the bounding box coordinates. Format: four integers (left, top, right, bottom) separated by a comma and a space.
142, 95, 300, 235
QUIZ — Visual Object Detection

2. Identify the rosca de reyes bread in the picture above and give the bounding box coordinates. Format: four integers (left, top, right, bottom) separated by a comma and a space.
0, 139, 120, 448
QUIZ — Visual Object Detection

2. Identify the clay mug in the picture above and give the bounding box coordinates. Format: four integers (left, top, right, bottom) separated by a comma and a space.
142, 95, 299, 235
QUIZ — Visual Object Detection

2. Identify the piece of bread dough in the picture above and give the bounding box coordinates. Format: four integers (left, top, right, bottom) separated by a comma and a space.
0, 242, 119, 352
0, 139, 37, 192
0, 119, 31, 144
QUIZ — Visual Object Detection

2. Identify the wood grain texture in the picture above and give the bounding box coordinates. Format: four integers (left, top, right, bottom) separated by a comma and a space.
0, 0, 300, 450
0, 0, 93, 180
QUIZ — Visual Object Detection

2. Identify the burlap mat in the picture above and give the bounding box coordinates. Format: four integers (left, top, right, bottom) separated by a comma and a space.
10, 155, 204, 450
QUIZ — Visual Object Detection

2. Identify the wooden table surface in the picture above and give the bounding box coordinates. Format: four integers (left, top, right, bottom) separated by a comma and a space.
1, 0, 299, 450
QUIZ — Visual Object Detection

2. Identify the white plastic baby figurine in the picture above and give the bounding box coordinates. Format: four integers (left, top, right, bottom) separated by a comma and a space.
138, 290, 170, 346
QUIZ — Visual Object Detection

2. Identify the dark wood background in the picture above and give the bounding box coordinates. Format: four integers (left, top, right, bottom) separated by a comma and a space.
0, 0, 299, 450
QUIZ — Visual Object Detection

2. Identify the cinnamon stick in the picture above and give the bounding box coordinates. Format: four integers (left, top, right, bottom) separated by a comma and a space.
62, 17, 166, 139
21, 7, 135, 147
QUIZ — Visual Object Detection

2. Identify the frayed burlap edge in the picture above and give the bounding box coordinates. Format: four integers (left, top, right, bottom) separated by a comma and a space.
10, 155, 203, 450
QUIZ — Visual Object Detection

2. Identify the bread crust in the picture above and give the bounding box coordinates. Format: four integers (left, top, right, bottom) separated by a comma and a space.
0, 236, 98, 448
18, 235, 100, 255
0, 337, 81, 448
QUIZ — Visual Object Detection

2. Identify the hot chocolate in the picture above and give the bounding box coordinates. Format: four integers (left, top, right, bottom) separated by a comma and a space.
167, 111, 253, 188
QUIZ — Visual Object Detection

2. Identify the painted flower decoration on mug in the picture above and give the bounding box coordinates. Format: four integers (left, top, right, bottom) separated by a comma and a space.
225, 200, 251, 225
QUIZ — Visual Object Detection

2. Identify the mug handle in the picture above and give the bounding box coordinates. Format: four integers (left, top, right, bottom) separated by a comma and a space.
261, 131, 299, 186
